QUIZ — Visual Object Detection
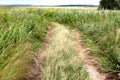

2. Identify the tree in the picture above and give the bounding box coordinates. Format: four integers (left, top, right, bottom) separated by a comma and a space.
99, 0, 120, 10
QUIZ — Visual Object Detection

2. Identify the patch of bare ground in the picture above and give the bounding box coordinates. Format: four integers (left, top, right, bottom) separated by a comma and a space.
26, 26, 55, 80
71, 29, 118, 80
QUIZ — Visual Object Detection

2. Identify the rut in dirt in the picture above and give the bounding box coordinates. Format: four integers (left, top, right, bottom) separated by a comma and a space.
27, 23, 111, 80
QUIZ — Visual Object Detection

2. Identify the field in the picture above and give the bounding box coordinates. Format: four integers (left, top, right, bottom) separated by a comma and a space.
0, 7, 120, 80
29, 6, 98, 10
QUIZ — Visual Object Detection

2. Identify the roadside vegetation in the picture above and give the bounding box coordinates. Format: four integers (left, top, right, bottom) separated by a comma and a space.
0, 8, 48, 80
41, 9, 120, 77
0, 7, 120, 79
42, 26, 90, 80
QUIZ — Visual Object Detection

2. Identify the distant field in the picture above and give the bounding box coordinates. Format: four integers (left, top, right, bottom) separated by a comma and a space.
0, 6, 98, 10
30, 6, 98, 10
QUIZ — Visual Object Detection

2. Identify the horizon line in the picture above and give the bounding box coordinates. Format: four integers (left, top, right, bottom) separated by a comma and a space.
0, 4, 99, 6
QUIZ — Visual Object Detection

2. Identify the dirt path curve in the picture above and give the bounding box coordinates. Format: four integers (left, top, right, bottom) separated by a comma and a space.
71, 30, 108, 80
27, 23, 108, 80
26, 25, 54, 80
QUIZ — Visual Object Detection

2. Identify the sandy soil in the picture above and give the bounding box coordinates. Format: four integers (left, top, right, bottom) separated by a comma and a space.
71, 29, 108, 80
26, 26, 54, 80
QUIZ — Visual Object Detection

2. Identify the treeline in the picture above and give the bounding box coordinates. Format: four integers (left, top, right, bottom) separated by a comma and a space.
99, 0, 120, 10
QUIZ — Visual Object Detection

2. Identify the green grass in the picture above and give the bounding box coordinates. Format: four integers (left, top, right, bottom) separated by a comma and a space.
42, 26, 90, 80
40, 9, 120, 75
0, 7, 120, 79
0, 8, 48, 80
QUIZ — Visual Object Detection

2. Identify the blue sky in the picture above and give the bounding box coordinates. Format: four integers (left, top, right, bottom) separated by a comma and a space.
0, 0, 100, 5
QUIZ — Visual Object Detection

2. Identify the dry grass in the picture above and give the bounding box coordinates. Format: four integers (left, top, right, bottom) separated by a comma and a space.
41, 23, 90, 80
0, 43, 34, 80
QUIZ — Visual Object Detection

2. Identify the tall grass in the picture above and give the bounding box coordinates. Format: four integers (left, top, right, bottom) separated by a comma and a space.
0, 7, 120, 79
42, 26, 90, 80
0, 8, 48, 80
41, 9, 120, 73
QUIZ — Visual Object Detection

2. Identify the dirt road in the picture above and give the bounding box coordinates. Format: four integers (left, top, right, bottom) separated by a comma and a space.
28, 23, 108, 80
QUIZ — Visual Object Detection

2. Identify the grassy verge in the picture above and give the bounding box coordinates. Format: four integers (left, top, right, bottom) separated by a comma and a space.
41, 9, 120, 76
0, 8, 48, 80
42, 26, 90, 80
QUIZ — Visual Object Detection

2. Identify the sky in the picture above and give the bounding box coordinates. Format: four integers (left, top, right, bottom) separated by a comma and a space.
0, 0, 100, 5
